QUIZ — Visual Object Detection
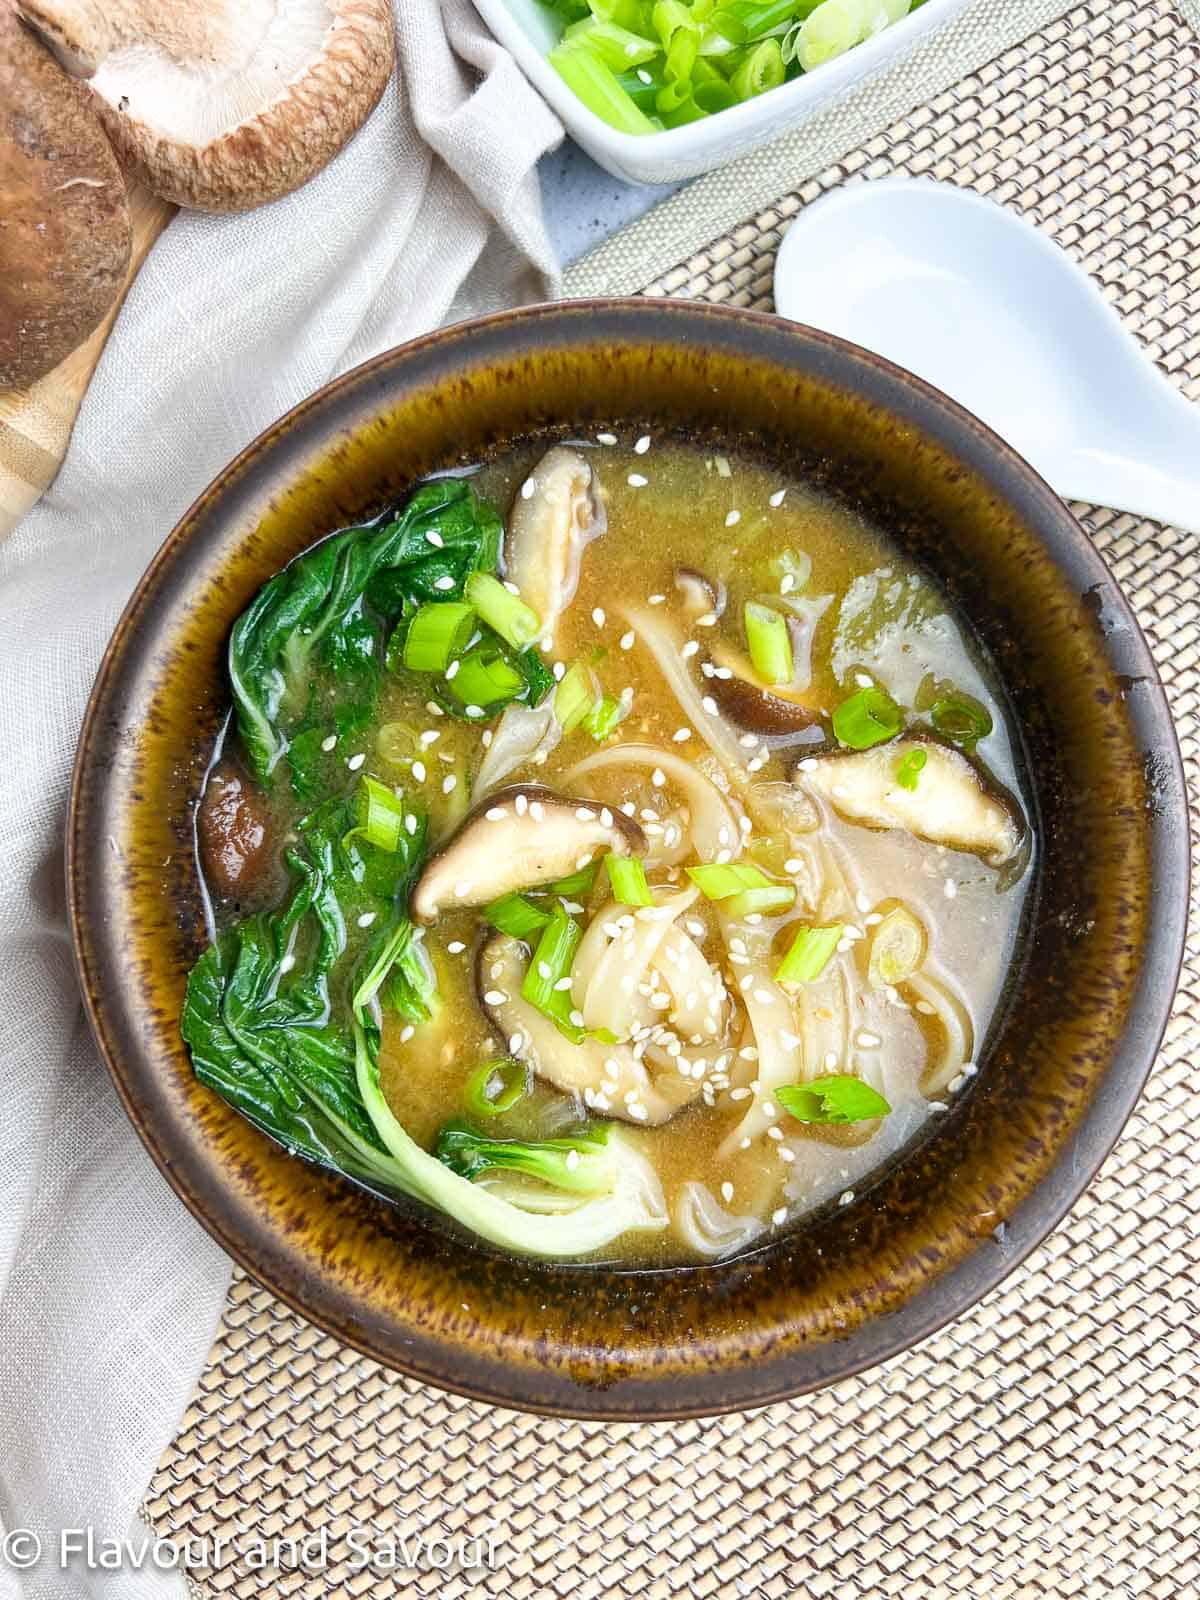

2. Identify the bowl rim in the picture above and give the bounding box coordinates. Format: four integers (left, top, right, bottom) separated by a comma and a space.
68, 298, 1190, 1418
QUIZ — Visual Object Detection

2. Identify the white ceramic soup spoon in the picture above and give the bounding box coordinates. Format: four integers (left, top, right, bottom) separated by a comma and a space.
773, 177, 1200, 533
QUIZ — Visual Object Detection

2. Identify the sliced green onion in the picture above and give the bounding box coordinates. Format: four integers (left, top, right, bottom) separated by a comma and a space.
723, 883, 797, 918
485, 892, 553, 940
744, 600, 794, 684
374, 721, 419, 767
776, 1075, 891, 1125
895, 747, 928, 791
464, 571, 541, 651
463, 1057, 527, 1118
774, 923, 844, 985
867, 905, 926, 988
687, 861, 774, 900
832, 685, 903, 749
516, 645, 555, 707
605, 853, 653, 907
582, 693, 625, 740
548, 44, 658, 135
521, 904, 582, 1037
615, 65, 662, 112
402, 601, 475, 673
930, 693, 993, 749
554, 660, 599, 733
448, 643, 524, 709
547, 860, 600, 899
346, 775, 405, 853
562, 17, 659, 72
731, 37, 785, 99
709, 0, 800, 47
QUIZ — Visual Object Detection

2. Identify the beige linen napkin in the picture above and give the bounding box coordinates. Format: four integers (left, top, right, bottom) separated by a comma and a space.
0, 6, 561, 1597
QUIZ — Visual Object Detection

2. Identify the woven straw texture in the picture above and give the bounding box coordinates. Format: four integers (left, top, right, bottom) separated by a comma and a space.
148, 2, 1199, 1594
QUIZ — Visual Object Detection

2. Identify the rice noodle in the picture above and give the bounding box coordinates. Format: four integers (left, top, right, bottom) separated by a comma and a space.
716, 930, 801, 1160
673, 1182, 764, 1259
474, 700, 560, 793
909, 968, 974, 1095
575, 887, 698, 1036
567, 743, 742, 862
621, 605, 752, 778
655, 924, 729, 1040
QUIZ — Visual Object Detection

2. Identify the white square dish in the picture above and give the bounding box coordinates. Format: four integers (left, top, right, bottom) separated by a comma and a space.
472, 0, 975, 185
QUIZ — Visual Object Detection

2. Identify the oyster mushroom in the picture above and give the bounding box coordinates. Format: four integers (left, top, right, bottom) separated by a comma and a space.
0, 4, 131, 389
410, 784, 644, 924
505, 446, 606, 645
477, 934, 701, 1125
797, 736, 1022, 867
16, 0, 395, 213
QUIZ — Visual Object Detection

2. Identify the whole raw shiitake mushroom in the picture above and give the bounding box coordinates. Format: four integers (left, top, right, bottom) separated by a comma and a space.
0, 1, 132, 389
17, 0, 396, 213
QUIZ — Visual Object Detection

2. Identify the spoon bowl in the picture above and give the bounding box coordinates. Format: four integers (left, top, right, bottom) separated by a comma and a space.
774, 177, 1200, 531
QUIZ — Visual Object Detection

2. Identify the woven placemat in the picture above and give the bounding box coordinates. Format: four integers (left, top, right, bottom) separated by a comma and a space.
147, 3, 1199, 1594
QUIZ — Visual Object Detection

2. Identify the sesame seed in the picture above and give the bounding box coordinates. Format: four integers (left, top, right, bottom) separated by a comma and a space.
725, 510, 741, 527
672, 727, 691, 742
575, 807, 596, 821
628, 473, 648, 488
915, 999, 936, 1015
399, 1024, 415, 1043
465, 705, 485, 718
529, 801, 545, 820
856, 1030, 882, 1048
565, 1148, 581, 1171
596, 432, 617, 446
648, 593, 666, 605
404, 814, 418, 836
508, 1033, 524, 1054
442, 775, 457, 794
592, 607, 606, 626
486, 807, 506, 822
929, 1099, 948, 1111
769, 489, 787, 507
454, 880, 473, 898
772, 1207, 788, 1226
520, 477, 536, 499
634, 435, 651, 454
420, 730, 440, 746
412, 761, 427, 782
695, 611, 718, 627
767, 1126, 784, 1141
701, 696, 718, 715
797, 757, 818, 772
780, 574, 795, 595
628, 1103, 648, 1121
823, 1051, 838, 1069
447, 941, 466, 955
444, 660, 460, 680
433, 575, 456, 591
515, 793, 528, 814
944, 880, 958, 899
838, 1190, 855, 1206
620, 630, 635, 650
279, 954, 296, 974
729, 1087, 751, 1101
553, 976, 573, 992
321, 734, 337, 752
651, 768, 666, 787
347, 753, 365, 771
357, 911, 377, 928
721, 1181, 735, 1203
425, 530, 444, 548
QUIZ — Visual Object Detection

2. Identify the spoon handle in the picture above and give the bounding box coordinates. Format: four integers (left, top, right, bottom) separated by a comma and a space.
1056, 385, 1200, 534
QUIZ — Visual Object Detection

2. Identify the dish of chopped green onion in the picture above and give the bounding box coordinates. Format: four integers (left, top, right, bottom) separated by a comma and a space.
534, 0, 922, 134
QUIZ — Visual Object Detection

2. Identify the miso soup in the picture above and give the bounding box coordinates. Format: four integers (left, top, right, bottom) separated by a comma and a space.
187, 435, 1032, 1265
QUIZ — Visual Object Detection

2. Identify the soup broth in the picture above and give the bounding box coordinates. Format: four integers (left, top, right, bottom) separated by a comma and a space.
189, 435, 1032, 1266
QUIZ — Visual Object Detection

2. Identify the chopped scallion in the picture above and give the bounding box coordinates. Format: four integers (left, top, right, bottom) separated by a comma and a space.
448, 644, 524, 708
582, 693, 625, 740
774, 923, 844, 985
547, 860, 600, 899
832, 685, 903, 749
687, 861, 774, 900
464, 571, 541, 651
402, 601, 475, 674
930, 693, 993, 749
554, 660, 599, 733
744, 600, 793, 685
731, 37, 785, 100
605, 853, 653, 907
485, 892, 553, 940
548, 43, 658, 135
776, 1075, 891, 1125
344, 775, 406, 853
723, 883, 796, 919
463, 1057, 527, 1119
895, 747, 928, 791
521, 904, 583, 1039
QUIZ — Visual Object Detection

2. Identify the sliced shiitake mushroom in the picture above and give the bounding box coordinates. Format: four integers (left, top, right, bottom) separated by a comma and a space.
477, 933, 700, 1125
410, 783, 644, 924
796, 736, 1022, 867
674, 566, 726, 622
704, 641, 823, 748
505, 446, 605, 644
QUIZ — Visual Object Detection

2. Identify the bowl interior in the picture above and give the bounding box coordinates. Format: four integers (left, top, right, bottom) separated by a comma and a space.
69, 301, 1187, 1418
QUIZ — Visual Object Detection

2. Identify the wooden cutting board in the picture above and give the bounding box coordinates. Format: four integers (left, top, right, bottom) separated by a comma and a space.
0, 181, 175, 538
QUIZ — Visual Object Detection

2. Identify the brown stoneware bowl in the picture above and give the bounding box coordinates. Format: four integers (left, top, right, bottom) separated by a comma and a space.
68, 300, 1188, 1418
